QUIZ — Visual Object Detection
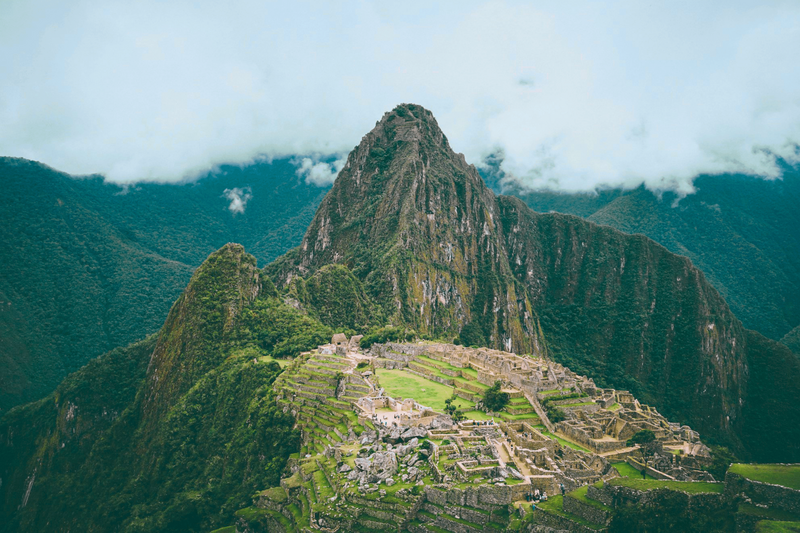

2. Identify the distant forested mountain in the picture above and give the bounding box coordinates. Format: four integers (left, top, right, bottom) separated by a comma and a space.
0, 158, 328, 412
486, 168, 800, 342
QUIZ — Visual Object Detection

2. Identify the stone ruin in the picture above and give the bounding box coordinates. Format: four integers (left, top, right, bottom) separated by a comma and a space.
264, 333, 715, 532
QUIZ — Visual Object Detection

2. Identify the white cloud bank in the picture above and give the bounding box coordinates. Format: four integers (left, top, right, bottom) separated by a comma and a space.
295, 157, 347, 186
1, 0, 799, 192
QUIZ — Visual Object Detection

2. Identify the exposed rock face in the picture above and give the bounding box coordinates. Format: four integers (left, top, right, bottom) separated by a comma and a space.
266, 104, 799, 459
267, 104, 543, 354
497, 197, 748, 449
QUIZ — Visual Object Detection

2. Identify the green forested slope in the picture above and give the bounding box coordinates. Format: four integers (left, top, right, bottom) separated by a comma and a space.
0, 244, 331, 532
0, 157, 327, 412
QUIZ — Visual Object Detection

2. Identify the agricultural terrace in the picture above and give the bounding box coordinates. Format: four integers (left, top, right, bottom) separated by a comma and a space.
728, 464, 800, 490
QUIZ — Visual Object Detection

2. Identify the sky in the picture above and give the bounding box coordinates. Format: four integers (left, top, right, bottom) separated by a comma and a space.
1, 0, 799, 193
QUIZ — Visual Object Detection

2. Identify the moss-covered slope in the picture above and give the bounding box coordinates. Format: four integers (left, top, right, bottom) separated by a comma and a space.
0, 244, 333, 532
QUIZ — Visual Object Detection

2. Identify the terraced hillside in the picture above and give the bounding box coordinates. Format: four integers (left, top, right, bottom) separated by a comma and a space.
228, 338, 722, 533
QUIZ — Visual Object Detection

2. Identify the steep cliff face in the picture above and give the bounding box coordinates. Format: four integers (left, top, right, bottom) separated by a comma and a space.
267, 104, 542, 354
497, 196, 748, 447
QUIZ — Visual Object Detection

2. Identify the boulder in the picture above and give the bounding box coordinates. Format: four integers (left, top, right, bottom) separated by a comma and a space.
355, 458, 371, 471
430, 415, 454, 429
401, 427, 427, 440
338, 463, 352, 473
370, 451, 398, 480
387, 427, 403, 444
508, 467, 525, 480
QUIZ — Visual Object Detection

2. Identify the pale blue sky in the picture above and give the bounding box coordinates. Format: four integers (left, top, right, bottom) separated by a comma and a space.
1, 0, 798, 192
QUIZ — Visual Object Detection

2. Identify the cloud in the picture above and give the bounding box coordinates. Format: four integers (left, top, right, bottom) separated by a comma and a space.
222, 187, 252, 214
295, 157, 347, 186
0, 0, 799, 193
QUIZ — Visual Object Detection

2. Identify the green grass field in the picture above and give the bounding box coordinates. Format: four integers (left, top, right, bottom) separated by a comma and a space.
462, 410, 493, 421
738, 503, 800, 522
568, 485, 612, 511
612, 462, 654, 479
755, 521, 800, 533
376, 368, 475, 410
539, 429, 590, 453
536, 495, 604, 529
728, 464, 800, 490
258, 355, 290, 368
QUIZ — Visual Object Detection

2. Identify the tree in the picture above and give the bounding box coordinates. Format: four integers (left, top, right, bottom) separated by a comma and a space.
483, 381, 510, 412
705, 446, 737, 481
444, 395, 465, 421
457, 322, 486, 348
627, 430, 657, 476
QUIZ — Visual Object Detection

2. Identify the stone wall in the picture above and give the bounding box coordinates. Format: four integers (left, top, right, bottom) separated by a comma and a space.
424, 484, 512, 511
626, 457, 676, 481
725, 471, 800, 515
563, 494, 611, 525
526, 508, 604, 533
587, 484, 614, 507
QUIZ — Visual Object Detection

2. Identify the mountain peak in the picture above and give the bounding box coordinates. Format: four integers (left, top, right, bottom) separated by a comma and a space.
142, 243, 260, 420
370, 103, 449, 147
267, 104, 539, 354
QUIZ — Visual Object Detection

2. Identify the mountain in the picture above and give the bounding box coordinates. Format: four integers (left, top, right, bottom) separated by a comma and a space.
268, 104, 799, 460
496, 170, 800, 342
1, 103, 799, 532
0, 244, 332, 532
0, 157, 328, 412
4, 134, 798, 419
266, 104, 544, 355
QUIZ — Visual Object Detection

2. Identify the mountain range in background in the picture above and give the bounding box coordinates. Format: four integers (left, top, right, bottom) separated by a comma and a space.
1, 104, 799, 532
0, 157, 327, 411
